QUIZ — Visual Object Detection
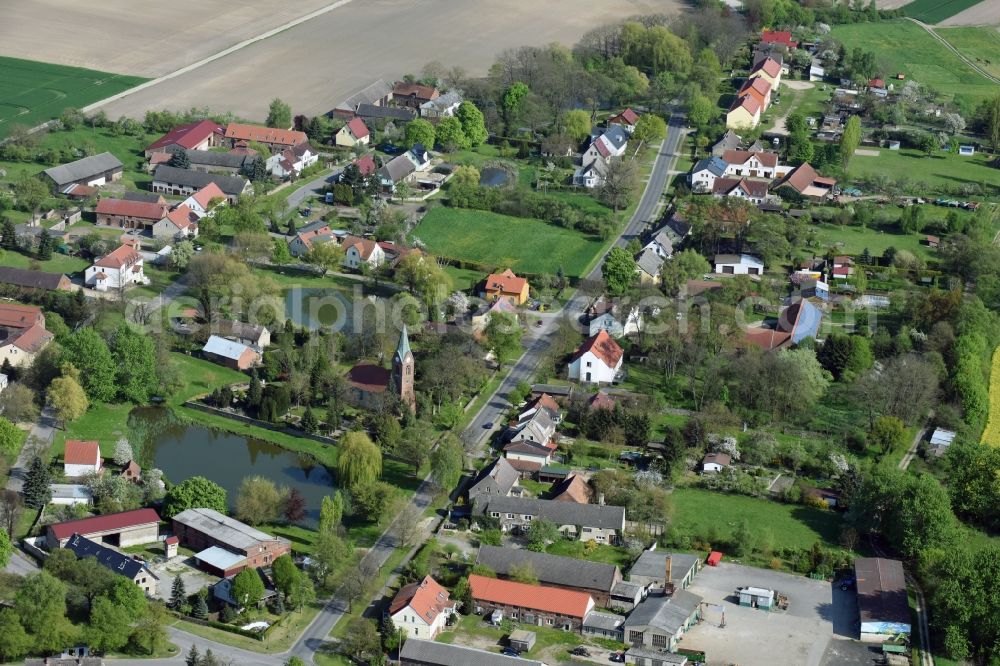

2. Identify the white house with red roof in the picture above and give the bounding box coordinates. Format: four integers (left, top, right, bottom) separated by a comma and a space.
85, 245, 146, 292
335, 118, 371, 148
64, 439, 102, 478
341, 235, 385, 269
568, 330, 624, 384
151, 205, 198, 241
608, 108, 641, 134
761, 30, 797, 50
267, 143, 320, 180
144, 120, 223, 158
720, 150, 786, 179
223, 123, 308, 151
95, 198, 170, 230
182, 182, 227, 219
0, 303, 53, 368
388, 575, 455, 639
750, 57, 783, 88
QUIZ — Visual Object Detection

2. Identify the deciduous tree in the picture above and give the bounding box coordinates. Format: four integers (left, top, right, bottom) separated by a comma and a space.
484, 311, 523, 365
266, 98, 293, 129
47, 374, 88, 423
62, 328, 116, 402
235, 475, 283, 526
162, 476, 227, 518
232, 569, 265, 608
456, 101, 489, 146
404, 119, 435, 149
337, 432, 382, 490
602, 246, 637, 296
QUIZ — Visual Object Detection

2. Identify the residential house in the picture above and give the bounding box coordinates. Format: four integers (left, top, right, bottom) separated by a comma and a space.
583, 125, 629, 167
504, 406, 558, 474
171, 507, 291, 576
95, 198, 170, 230
288, 220, 336, 258
223, 123, 308, 151
399, 639, 545, 666
45, 508, 161, 549
145, 120, 223, 157
568, 330, 624, 384
0, 303, 53, 368
573, 159, 608, 188
406, 144, 433, 171
702, 452, 731, 472
749, 57, 783, 88
468, 574, 595, 631
628, 551, 701, 590
151, 205, 197, 241
713, 253, 763, 276
588, 299, 642, 338
379, 154, 417, 194
721, 150, 784, 179
469, 456, 520, 500
738, 77, 773, 112
476, 545, 622, 607
472, 496, 626, 544
268, 143, 319, 180
760, 30, 797, 49
44, 152, 123, 190
63, 439, 102, 478
352, 154, 378, 178
855, 558, 911, 643
744, 298, 822, 351
84, 245, 145, 292
481, 269, 530, 305
64, 534, 158, 595
389, 575, 456, 640
216, 319, 270, 348
0, 266, 71, 292
151, 165, 251, 202
636, 247, 666, 285
711, 129, 742, 157
726, 94, 762, 130
335, 118, 371, 148
622, 589, 703, 652
690, 156, 728, 192
202, 335, 260, 370
608, 108, 641, 134
551, 475, 593, 504
772, 162, 836, 202
392, 82, 439, 109
341, 235, 386, 269
181, 182, 227, 219
712, 177, 770, 204
420, 90, 463, 119
213, 569, 277, 608
331, 79, 394, 117
120, 460, 141, 483
832, 255, 854, 280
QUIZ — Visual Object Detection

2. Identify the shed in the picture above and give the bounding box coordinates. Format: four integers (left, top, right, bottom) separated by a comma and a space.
958, 145, 975, 156
164, 535, 179, 558
706, 551, 723, 566
508, 629, 536, 652
927, 428, 956, 457
738, 586, 775, 610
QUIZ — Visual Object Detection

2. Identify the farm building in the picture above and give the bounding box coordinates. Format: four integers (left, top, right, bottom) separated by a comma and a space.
43, 152, 123, 189
399, 639, 543, 666
476, 545, 623, 607
628, 551, 701, 590
855, 557, 911, 643
151, 165, 251, 202
0, 267, 71, 292
171, 507, 291, 576
621, 589, 703, 652
46, 508, 160, 549
202, 335, 260, 370
468, 574, 595, 631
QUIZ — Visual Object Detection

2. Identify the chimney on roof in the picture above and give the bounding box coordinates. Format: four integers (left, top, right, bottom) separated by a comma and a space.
664, 555, 675, 597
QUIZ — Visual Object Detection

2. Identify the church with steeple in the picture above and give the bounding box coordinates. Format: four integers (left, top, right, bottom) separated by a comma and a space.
345, 326, 416, 411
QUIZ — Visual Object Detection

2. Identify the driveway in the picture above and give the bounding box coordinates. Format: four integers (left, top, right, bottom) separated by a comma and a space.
683, 562, 858, 666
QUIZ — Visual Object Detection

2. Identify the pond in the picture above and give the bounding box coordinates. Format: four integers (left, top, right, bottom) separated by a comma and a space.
479, 167, 512, 188
284, 287, 357, 331
142, 410, 335, 527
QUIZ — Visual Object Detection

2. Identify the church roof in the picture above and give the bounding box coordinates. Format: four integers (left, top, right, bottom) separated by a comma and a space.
395, 324, 412, 360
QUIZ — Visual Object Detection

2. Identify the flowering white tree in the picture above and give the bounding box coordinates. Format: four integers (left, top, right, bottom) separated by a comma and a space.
113, 437, 134, 466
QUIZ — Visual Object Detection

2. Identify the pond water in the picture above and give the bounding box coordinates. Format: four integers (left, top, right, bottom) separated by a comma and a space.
479, 167, 512, 188
142, 410, 335, 527
284, 287, 357, 331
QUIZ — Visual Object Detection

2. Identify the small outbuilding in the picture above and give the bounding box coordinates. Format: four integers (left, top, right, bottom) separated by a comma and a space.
508, 629, 536, 653
738, 586, 775, 610
855, 557, 911, 643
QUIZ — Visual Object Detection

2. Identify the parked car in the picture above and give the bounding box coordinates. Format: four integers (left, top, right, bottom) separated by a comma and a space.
502, 647, 520, 657
610, 652, 625, 663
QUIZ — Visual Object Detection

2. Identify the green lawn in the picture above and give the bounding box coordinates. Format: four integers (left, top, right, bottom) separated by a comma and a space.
937, 26, 1000, 80
0, 250, 90, 277
414, 207, 605, 277
846, 147, 1000, 194
902, 0, 984, 24
437, 613, 585, 660
670, 488, 845, 551
443, 265, 483, 291
545, 540, 633, 567
808, 222, 933, 259
0, 57, 146, 139
170, 353, 248, 403
170, 603, 322, 653
54, 402, 135, 457
831, 20, 997, 105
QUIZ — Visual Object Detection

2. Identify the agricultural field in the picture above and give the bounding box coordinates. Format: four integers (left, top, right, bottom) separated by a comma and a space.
937, 26, 1000, 79
981, 346, 1000, 445
830, 20, 996, 105
413, 207, 605, 277
902, 0, 987, 24
0, 57, 145, 139
846, 147, 1000, 193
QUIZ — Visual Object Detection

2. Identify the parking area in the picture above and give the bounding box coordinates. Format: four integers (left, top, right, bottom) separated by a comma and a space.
148, 554, 217, 603
682, 562, 862, 666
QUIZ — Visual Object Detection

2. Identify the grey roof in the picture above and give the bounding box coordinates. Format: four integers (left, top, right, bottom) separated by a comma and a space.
0, 266, 67, 290
583, 610, 626, 631
625, 647, 688, 664
629, 551, 700, 583
598, 125, 629, 151
50, 484, 93, 501
421, 90, 463, 113
636, 247, 665, 278
152, 165, 249, 196
356, 103, 415, 121
299, 219, 331, 234
854, 557, 909, 625
172, 507, 285, 551
122, 191, 164, 203
508, 408, 556, 445
693, 156, 728, 177
473, 496, 625, 530
182, 149, 249, 170
65, 533, 156, 582
399, 639, 544, 666
336, 79, 393, 112
379, 154, 416, 183
43, 152, 123, 186
469, 457, 520, 498
531, 384, 572, 396
203, 335, 254, 360
476, 545, 620, 593
623, 589, 703, 635
711, 130, 742, 156
612, 580, 645, 598
218, 319, 268, 343
196, 545, 247, 570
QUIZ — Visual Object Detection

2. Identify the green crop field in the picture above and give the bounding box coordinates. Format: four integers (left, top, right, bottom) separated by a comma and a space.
937, 27, 1000, 80
413, 207, 605, 276
831, 20, 995, 105
0, 57, 146, 138
902, 0, 984, 24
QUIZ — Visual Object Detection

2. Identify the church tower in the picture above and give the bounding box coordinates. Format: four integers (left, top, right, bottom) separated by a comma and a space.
392, 324, 416, 412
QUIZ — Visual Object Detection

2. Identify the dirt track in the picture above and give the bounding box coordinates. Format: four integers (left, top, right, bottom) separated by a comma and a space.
5, 0, 673, 122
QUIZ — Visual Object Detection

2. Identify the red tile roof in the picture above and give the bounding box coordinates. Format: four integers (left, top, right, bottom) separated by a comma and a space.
731, 94, 761, 115
469, 574, 594, 619
551, 475, 592, 504
354, 154, 377, 177
713, 177, 770, 199
484, 269, 527, 296
572, 330, 623, 369
165, 536, 179, 545
739, 77, 772, 106
342, 235, 380, 261
0, 303, 44, 329
610, 108, 640, 125
389, 575, 452, 622
588, 392, 616, 410
224, 123, 308, 147
95, 245, 142, 270
189, 182, 227, 209
524, 393, 560, 416
752, 57, 782, 79
345, 118, 370, 140
96, 198, 169, 220
12, 324, 53, 352
163, 205, 193, 230
64, 440, 100, 466
392, 81, 440, 101
146, 120, 223, 153
761, 30, 797, 48
346, 362, 390, 393
49, 508, 160, 542
721, 149, 778, 169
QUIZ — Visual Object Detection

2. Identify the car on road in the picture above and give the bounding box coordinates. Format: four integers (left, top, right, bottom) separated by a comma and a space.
609, 651, 625, 662
484, 422, 494, 429
502, 647, 520, 657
